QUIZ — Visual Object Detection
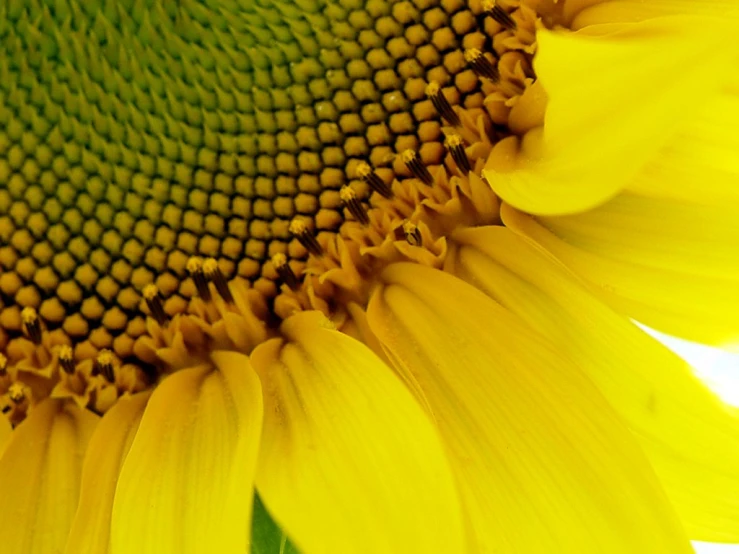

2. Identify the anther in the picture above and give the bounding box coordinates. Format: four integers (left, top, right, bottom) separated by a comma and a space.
59, 345, 76, 375
272, 253, 300, 290
357, 162, 393, 199
289, 219, 324, 258
402, 149, 434, 185
186, 256, 212, 302
21, 307, 42, 345
340, 186, 370, 225
0, 353, 6, 377
465, 48, 500, 82
143, 284, 169, 325
402, 221, 423, 247
95, 350, 115, 383
8, 383, 25, 404
202, 258, 234, 304
445, 134, 471, 175
483, 0, 517, 30
425, 81, 461, 127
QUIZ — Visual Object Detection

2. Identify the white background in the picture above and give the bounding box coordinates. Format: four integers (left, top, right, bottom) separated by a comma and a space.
650, 330, 739, 554
697, 545, 739, 553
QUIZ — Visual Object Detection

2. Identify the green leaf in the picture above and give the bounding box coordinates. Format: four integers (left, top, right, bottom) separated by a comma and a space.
251, 493, 301, 554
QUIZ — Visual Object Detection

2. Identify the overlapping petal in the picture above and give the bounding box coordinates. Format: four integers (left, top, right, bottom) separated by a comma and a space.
250, 311, 465, 554
502, 198, 739, 345
0, 415, 10, 456
447, 225, 739, 541
568, 0, 739, 29
0, 399, 98, 554
619, 88, 739, 205
367, 263, 691, 553
485, 15, 735, 215
570, 0, 739, 207
110, 353, 263, 554
64, 391, 151, 554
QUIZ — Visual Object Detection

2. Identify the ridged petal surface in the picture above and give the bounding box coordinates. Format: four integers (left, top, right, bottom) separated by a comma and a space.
368, 263, 691, 553
251, 311, 466, 554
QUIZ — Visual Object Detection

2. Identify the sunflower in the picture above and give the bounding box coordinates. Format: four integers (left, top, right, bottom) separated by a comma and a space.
0, 0, 737, 551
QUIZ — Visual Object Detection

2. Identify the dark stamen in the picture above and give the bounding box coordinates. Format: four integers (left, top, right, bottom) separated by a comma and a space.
187, 256, 212, 302
143, 284, 169, 325
340, 185, 370, 225
21, 307, 42, 345
402, 150, 434, 185
357, 162, 393, 199
403, 221, 423, 247
483, 0, 517, 30
289, 219, 324, 258
445, 134, 471, 175
272, 253, 300, 290
96, 350, 115, 383
465, 48, 500, 82
59, 345, 76, 375
203, 258, 234, 304
425, 81, 461, 127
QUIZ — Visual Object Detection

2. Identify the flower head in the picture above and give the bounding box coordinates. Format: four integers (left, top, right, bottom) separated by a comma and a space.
1, 0, 738, 552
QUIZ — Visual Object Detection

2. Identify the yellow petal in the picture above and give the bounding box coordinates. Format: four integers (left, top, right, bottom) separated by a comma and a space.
448, 225, 739, 541
250, 311, 465, 554
570, 0, 739, 29
502, 196, 739, 345
367, 263, 691, 553
64, 391, 151, 554
0, 399, 99, 554
484, 16, 734, 215
622, 89, 739, 205
110, 353, 263, 554
0, 414, 11, 456
548, 2, 739, 207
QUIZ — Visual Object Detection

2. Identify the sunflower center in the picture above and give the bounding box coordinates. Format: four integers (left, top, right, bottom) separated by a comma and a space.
0, 0, 542, 423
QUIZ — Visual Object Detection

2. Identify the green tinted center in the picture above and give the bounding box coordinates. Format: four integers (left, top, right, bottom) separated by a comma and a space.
0, 0, 506, 358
